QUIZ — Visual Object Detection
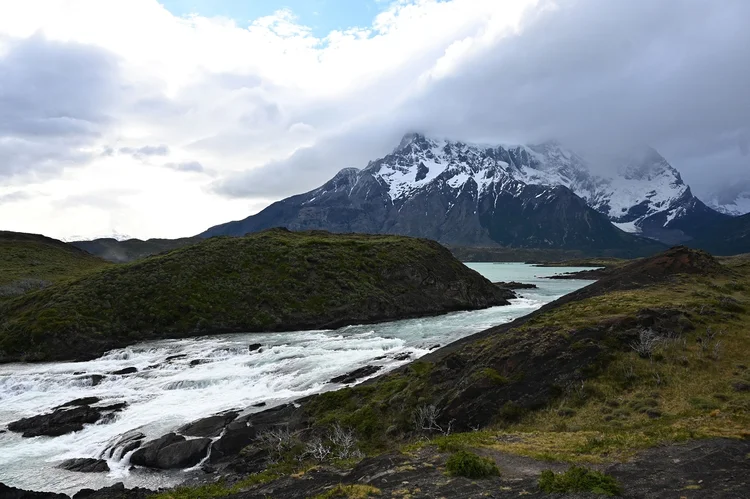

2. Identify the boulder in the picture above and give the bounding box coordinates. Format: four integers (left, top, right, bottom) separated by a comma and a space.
178, 411, 238, 438
110, 367, 137, 375
330, 365, 382, 384
72, 482, 152, 499
8, 401, 111, 437
130, 433, 184, 467
392, 352, 412, 361
165, 354, 187, 362
189, 359, 210, 367
248, 343, 263, 352
59, 397, 100, 408
89, 375, 105, 386
154, 438, 211, 469
58, 458, 110, 473
209, 419, 257, 463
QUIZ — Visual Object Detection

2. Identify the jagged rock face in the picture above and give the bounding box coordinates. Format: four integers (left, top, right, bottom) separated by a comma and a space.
202, 134, 723, 247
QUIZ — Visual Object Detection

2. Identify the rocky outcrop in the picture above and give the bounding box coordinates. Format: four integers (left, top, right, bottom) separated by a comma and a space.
0, 482, 68, 499
330, 366, 382, 384
7, 399, 126, 438
177, 411, 238, 438
57, 458, 109, 473
493, 281, 537, 289
129, 433, 211, 469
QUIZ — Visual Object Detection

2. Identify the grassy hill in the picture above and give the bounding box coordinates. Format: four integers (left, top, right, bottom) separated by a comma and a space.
70, 236, 200, 263
158, 246, 750, 498
0, 229, 509, 363
0, 231, 110, 297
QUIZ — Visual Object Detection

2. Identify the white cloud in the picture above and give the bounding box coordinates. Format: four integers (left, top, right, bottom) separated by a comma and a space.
0, 0, 747, 239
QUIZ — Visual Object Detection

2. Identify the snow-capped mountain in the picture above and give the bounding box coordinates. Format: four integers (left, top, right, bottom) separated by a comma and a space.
706, 183, 750, 216
201, 134, 671, 255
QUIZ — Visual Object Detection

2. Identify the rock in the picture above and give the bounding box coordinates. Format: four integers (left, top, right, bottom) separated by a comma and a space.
165, 354, 187, 362
153, 437, 211, 469
89, 375, 105, 386
493, 281, 537, 289
72, 482, 152, 499
130, 433, 184, 467
101, 430, 145, 460
393, 352, 412, 361
428, 344, 441, 351
7, 399, 120, 437
0, 482, 68, 498
73, 371, 85, 375
59, 397, 100, 408
330, 365, 382, 384
189, 359, 209, 367
58, 458, 110, 473
253, 402, 267, 408
248, 343, 263, 352
209, 419, 257, 463
178, 411, 238, 438
111, 367, 137, 375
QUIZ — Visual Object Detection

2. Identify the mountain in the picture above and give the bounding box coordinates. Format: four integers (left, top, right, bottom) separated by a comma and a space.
706, 182, 750, 216
71, 236, 200, 263
201, 135, 670, 256
690, 212, 750, 255
0, 229, 510, 362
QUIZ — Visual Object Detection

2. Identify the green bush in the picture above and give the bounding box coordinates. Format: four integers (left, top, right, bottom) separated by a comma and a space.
538, 466, 621, 496
445, 450, 499, 478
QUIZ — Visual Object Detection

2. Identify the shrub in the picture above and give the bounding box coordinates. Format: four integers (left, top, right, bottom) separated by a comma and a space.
445, 450, 500, 478
538, 466, 622, 496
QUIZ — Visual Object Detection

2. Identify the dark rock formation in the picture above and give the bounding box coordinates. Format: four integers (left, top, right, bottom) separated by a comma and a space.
100, 430, 145, 460
57, 458, 109, 473
7, 399, 126, 438
130, 433, 210, 469
493, 281, 538, 289
330, 365, 382, 384
0, 482, 68, 499
177, 411, 238, 438
248, 343, 263, 352
209, 419, 257, 463
110, 367, 137, 375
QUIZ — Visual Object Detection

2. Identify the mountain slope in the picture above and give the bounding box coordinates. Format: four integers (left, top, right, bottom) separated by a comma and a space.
0, 231, 110, 296
0, 229, 510, 362
71, 236, 200, 263
201, 136, 666, 256
689, 212, 750, 255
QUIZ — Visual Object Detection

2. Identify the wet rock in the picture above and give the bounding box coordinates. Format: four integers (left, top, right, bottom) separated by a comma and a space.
154, 437, 211, 469
130, 433, 184, 467
72, 482, 152, 499
74, 371, 85, 375
59, 397, 100, 408
165, 354, 187, 362
189, 359, 209, 367
428, 344, 441, 351
89, 375, 105, 387
7, 397, 126, 438
58, 458, 110, 473
209, 420, 257, 463
248, 343, 263, 352
178, 411, 238, 438
253, 402, 267, 408
493, 281, 538, 290
101, 430, 145, 460
110, 367, 137, 375
330, 365, 382, 384
0, 482, 68, 499
392, 352, 412, 361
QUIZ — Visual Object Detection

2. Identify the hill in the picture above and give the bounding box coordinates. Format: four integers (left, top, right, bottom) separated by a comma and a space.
0, 231, 110, 297
0, 229, 509, 363
70, 236, 200, 263
139, 245, 750, 498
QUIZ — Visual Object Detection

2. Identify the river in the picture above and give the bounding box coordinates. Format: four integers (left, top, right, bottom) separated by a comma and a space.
0, 263, 593, 494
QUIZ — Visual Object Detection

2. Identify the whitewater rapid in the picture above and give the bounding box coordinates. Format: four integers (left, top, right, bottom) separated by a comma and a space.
0, 263, 593, 494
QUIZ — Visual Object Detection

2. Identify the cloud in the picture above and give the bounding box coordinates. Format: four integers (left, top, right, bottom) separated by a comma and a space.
1, 0, 749, 239
164, 160, 207, 173
119, 144, 170, 159
0, 34, 123, 179
0, 190, 31, 204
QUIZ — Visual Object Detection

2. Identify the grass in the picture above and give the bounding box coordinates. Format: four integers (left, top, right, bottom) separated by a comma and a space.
538, 466, 621, 496
312, 485, 382, 498
151, 468, 284, 499
445, 450, 499, 478
0, 229, 501, 362
0, 231, 110, 292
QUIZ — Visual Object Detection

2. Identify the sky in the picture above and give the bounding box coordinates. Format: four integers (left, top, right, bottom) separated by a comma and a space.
0, 0, 748, 240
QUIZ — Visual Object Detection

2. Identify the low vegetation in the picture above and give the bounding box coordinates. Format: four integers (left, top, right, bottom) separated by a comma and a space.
445, 450, 500, 478
0, 229, 506, 362
538, 466, 621, 496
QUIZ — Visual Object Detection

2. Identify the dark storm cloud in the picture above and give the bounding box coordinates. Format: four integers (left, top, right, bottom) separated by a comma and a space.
214, 0, 750, 200
0, 35, 122, 178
